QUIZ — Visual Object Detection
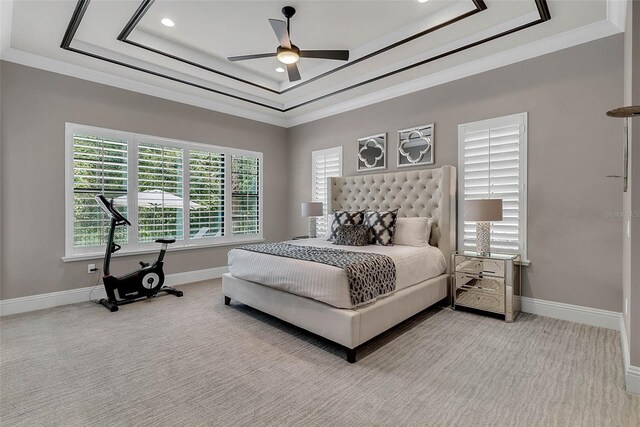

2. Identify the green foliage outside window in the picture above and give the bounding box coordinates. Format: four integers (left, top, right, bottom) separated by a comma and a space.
72, 133, 260, 250
137, 143, 184, 242
73, 135, 128, 247
190, 150, 225, 239
232, 156, 260, 235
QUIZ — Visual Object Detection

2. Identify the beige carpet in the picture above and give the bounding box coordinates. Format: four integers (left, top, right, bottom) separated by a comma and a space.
1, 279, 639, 426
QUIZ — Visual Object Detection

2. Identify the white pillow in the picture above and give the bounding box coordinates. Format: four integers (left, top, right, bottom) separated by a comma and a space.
394, 217, 432, 247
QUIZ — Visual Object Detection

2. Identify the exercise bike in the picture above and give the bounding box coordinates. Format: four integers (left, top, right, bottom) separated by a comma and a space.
95, 194, 183, 312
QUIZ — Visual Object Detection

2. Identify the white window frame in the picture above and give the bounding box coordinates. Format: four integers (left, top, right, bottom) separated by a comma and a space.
457, 113, 529, 264
311, 147, 343, 236
64, 123, 263, 261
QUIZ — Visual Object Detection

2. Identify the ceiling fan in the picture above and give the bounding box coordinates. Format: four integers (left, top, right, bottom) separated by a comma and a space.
227, 6, 350, 82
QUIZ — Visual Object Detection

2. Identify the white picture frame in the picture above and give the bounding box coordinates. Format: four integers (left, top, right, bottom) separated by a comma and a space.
397, 124, 434, 168
357, 133, 387, 172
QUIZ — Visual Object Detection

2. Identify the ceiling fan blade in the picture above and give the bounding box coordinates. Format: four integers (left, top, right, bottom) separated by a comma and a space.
268, 19, 291, 49
286, 63, 301, 82
227, 53, 276, 62
300, 50, 349, 61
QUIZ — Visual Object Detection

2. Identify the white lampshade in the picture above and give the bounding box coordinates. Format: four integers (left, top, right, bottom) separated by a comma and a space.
301, 202, 323, 217
465, 199, 503, 222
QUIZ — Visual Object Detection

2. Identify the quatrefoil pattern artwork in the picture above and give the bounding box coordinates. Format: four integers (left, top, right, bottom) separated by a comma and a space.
357, 133, 387, 172
398, 124, 434, 168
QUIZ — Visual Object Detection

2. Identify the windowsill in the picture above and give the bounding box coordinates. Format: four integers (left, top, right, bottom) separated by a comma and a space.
62, 238, 265, 262
517, 259, 531, 267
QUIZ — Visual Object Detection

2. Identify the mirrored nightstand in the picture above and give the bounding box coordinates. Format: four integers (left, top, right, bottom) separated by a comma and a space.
452, 251, 521, 322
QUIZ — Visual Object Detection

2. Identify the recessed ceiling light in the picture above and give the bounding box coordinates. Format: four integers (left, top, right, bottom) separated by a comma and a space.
275, 67, 285, 73
161, 18, 175, 27
418, 0, 429, 3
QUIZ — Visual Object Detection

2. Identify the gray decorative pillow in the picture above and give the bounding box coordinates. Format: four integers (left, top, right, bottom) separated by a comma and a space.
334, 224, 370, 246
328, 210, 365, 241
364, 209, 398, 246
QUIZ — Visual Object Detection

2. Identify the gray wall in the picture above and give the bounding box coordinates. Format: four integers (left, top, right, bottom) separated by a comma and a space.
0, 62, 289, 300
0, 35, 628, 315
288, 35, 624, 312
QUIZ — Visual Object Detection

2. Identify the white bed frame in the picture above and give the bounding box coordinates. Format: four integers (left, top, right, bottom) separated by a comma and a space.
222, 166, 456, 362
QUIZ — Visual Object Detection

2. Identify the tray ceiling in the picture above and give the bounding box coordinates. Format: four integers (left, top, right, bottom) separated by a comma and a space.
1, 0, 625, 127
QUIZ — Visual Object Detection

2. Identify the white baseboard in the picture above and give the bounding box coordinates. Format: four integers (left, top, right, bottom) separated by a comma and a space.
517, 296, 621, 331
0, 266, 228, 316
620, 318, 640, 395
519, 296, 640, 395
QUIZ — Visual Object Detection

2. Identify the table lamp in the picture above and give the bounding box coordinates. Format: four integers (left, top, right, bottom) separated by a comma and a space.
301, 202, 323, 238
465, 199, 503, 254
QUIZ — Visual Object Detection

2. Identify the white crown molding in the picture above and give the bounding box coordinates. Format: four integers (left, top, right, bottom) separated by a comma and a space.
0, 0, 628, 128
0, 0, 13, 56
620, 317, 640, 394
0, 47, 287, 128
0, 266, 229, 316
287, 16, 624, 127
607, 0, 627, 31
518, 296, 622, 331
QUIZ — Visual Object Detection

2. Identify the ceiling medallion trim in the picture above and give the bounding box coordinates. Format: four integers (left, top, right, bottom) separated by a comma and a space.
118, 0, 280, 95
118, 0, 487, 95
60, 0, 551, 114
60, 0, 281, 111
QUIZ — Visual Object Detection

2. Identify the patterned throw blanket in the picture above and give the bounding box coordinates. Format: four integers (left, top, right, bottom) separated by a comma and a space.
238, 243, 397, 306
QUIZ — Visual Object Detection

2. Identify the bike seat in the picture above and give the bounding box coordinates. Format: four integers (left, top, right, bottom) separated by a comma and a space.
155, 238, 176, 244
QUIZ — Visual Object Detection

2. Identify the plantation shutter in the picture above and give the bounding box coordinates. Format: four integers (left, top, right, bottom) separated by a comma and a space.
137, 143, 184, 242
67, 124, 264, 258
231, 155, 260, 235
312, 147, 342, 235
72, 134, 128, 248
459, 113, 526, 256
189, 150, 226, 239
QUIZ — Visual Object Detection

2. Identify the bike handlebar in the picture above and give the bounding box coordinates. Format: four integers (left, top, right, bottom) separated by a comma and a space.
95, 194, 131, 226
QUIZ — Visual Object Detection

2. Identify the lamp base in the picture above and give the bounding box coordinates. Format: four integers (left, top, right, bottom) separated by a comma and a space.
475, 221, 490, 254
308, 217, 317, 239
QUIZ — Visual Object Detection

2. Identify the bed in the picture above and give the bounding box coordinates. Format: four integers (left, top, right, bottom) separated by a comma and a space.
222, 166, 456, 362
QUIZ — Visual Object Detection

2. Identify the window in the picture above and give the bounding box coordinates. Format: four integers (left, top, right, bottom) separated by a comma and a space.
71, 132, 129, 249
311, 147, 343, 235
189, 150, 225, 239
137, 142, 184, 242
231, 155, 261, 235
458, 113, 528, 262
65, 123, 263, 259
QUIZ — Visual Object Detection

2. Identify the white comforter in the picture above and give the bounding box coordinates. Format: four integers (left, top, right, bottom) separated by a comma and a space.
227, 238, 446, 309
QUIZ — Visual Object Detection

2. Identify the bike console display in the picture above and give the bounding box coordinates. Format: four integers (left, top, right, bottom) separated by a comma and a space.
95, 194, 131, 226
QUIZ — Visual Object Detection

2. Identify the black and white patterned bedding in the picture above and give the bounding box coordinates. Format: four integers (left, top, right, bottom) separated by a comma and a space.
334, 224, 370, 246
238, 243, 396, 306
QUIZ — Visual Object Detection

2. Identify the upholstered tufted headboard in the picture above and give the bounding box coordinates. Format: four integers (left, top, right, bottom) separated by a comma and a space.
328, 166, 457, 271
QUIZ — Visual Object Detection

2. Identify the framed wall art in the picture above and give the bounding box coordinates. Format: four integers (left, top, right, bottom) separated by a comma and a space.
357, 133, 387, 172
397, 124, 434, 168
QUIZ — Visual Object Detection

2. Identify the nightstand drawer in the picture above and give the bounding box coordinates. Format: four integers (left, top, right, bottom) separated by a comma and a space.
454, 256, 505, 277
455, 272, 504, 295
455, 288, 505, 314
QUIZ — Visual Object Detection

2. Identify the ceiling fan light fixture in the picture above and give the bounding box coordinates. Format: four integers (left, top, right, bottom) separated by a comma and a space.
277, 46, 300, 64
